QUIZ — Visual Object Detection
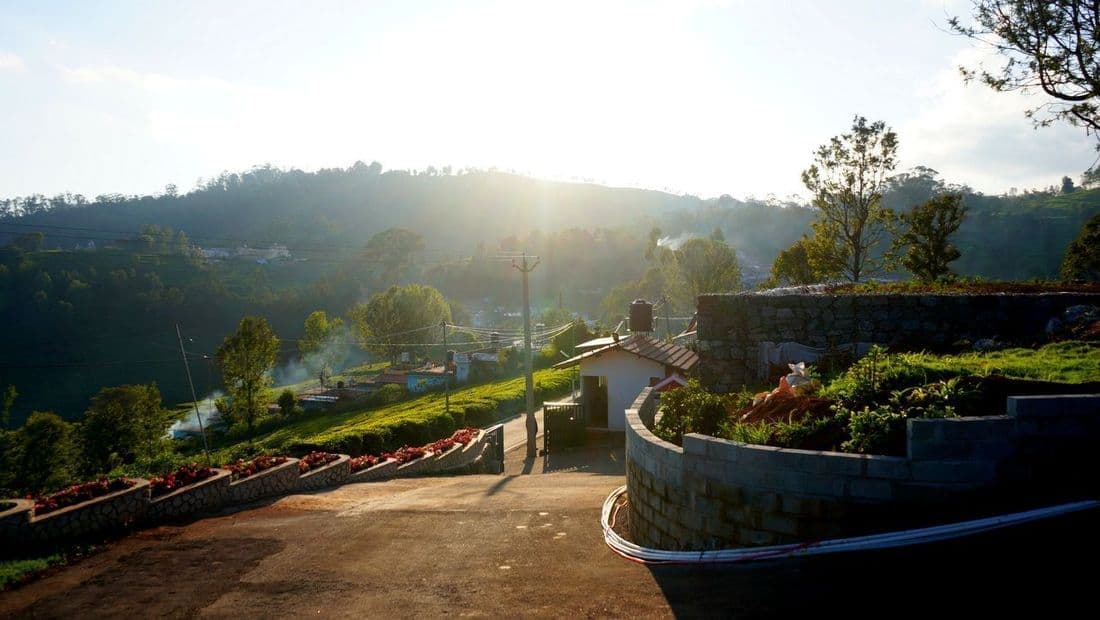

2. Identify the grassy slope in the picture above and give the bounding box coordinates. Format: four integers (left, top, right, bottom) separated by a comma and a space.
0, 554, 63, 589
209, 368, 572, 459
894, 342, 1100, 384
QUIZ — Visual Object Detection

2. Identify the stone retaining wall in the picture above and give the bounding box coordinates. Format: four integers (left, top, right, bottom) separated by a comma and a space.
228, 458, 301, 505
145, 469, 233, 522
1, 428, 502, 552
297, 455, 352, 492
27, 479, 150, 545
0, 499, 34, 544
626, 389, 1100, 550
697, 292, 1100, 391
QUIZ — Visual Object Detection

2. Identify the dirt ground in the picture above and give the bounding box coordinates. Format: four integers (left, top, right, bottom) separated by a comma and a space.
2, 443, 1098, 618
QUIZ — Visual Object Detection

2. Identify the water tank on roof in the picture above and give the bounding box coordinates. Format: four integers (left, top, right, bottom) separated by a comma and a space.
630, 299, 653, 333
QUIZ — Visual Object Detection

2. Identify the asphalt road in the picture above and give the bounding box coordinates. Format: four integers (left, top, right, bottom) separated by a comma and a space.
2, 443, 1098, 618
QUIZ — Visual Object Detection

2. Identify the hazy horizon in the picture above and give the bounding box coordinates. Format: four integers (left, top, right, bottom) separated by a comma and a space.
2, 0, 1097, 202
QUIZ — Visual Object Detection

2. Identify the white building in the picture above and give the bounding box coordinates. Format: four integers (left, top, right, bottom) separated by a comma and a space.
553, 334, 698, 431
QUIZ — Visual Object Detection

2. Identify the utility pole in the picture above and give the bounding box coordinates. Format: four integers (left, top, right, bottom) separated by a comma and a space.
513, 251, 540, 459
441, 320, 449, 417
176, 324, 210, 464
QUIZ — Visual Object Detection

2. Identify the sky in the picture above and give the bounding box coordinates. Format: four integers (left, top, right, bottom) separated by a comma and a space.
1, 0, 1097, 202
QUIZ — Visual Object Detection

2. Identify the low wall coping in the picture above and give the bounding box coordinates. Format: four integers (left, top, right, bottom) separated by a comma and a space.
227, 457, 300, 486
0, 498, 34, 519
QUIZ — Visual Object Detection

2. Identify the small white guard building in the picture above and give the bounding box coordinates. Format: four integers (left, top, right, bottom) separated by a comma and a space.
553, 334, 698, 430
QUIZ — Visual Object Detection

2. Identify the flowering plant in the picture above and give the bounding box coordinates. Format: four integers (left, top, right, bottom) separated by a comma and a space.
382, 445, 428, 464
297, 451, 341, 474
34, 478, 136, 515
149, 464, 217, 498
349, 454, 383, 472
226, 455, 288, 480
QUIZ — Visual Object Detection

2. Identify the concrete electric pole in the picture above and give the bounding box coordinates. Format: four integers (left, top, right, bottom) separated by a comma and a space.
513, 251, 540, 459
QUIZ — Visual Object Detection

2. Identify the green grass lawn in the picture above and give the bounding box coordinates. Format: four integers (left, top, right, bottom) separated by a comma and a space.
0, 554, 64, 589
891, 342, 1100, 384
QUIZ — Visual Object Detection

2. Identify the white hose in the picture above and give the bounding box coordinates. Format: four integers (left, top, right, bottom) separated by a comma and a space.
601, 485, 1100, 565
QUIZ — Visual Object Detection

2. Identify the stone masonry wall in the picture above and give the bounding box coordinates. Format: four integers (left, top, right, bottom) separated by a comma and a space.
697, 292, 1100, 391
27, 479, 151, 545
297, 455, 352, 492
228, 458, 302, 505
146, 469, 233, 522
626, 390, 1100, 550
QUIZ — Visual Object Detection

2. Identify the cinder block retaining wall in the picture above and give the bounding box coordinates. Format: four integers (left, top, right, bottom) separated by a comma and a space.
697, 292, 1100, 391
626, 388, 1100, 550
1, 428, 502, 551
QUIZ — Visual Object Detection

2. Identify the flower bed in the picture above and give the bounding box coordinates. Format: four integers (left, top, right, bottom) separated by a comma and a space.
384, 445, 428, 465
349, 454, 383, 472
27, 479, 150, 545
150, 464, 217, 498
34, 479, 136, 516
146, 468, 232, 522
347, 456, 399, 482
297, 451, 341, 474
227, 455, 289, 481
296, 453, 351, 492
226, 457, 300, 505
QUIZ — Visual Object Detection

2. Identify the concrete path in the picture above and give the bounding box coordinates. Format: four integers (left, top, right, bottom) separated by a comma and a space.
2, 441, 1097, 617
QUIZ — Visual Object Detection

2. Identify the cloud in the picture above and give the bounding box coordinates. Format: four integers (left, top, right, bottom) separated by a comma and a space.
0, 52, 25, 72
899, 47, 1097, 193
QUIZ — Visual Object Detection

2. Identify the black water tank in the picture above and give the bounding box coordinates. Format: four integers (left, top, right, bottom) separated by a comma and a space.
630, 299, 653, 333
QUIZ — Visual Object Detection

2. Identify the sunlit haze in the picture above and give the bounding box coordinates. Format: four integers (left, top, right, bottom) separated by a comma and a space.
1, 0, 1096, 200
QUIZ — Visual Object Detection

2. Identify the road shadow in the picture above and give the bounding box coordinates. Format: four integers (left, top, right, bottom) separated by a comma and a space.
643, 508, 1100, 618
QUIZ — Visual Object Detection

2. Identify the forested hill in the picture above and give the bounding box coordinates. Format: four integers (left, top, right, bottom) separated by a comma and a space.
1, 163, 1098, 424
1, 166, 702, 252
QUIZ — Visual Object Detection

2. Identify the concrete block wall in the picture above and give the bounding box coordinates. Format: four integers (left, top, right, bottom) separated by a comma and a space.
696, 292, 1100, 391
228, 458, 302, 505
626, 390, 1100, 551
27, 479, 151, 545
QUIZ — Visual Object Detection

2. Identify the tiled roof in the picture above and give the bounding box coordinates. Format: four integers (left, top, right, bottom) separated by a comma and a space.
553, 334, 698, 373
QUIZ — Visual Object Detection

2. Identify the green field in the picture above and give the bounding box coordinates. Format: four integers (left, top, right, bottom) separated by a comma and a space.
205, 368, 573, 460
890, 342, 1100, 384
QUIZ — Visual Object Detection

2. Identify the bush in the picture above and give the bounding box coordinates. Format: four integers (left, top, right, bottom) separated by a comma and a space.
654, 380, 738, 445
841, 405, 907, 455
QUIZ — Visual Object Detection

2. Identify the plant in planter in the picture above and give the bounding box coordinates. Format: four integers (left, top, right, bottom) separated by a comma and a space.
149, 464, 217, 498
226, 455, 288, 481
451, 428, 478, 445
297, 451, 341, 474
349, 454, 383, 472
33, 478, 136, 515
383, 445, 427, 465
0, 501, 15, 511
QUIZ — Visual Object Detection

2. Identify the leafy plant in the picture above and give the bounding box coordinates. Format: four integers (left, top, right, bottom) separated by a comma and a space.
841, 405, 908, 455
149, 464, 216, 497
34, 478, 135, 515
653, 380, 737, 445
297, 451, 340, 474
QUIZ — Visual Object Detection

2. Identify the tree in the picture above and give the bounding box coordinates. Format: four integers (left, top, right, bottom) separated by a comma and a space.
893, 194, 968, 282
1081, 166, 1100, 188
9, 232, 44, 252
277, 389, 298, 417
1061, 212, 1100, 280
765, 227, 844, 287
80, 383, 169, 474
1, 385, 15, 429
349, 284, 451, 362
299, 310, 349, 384
16, 412, 75, 493
217, 316, 280, 432
675, 238, 743, 298
951, 1, 1100, 146
1062, 175, 1077, 194
360, 228, 425, 290
801, 115, 899, 281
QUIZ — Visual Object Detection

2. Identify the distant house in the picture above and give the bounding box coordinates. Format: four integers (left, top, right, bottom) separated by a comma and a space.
235, 244, 290, 261
406, 366, 449, 393
553, 334, 698, 430
453, 352, 499, 383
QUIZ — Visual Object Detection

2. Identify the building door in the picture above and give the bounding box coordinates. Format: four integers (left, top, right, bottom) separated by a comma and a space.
583, 375, 608, 427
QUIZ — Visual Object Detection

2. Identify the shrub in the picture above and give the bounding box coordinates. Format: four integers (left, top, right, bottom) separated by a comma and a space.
841, 405, 907, 455
654, 380, 738, 445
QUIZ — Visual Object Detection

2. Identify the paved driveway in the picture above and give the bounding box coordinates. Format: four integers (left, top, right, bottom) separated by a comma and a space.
2, 443, 1097, 618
